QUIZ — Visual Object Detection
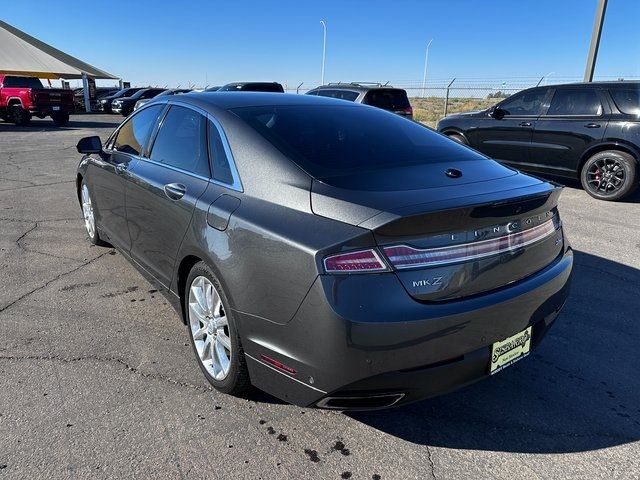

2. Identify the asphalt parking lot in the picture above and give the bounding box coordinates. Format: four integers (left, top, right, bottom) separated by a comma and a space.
1, 114, 639, 480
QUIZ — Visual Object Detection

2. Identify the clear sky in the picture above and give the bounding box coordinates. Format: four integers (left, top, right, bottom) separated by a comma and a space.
3, 0, 639, 88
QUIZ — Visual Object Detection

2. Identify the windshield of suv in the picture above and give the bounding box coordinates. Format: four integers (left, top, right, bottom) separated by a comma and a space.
363, 89, 410, 111
2, 76, 44, 89
232, 104, 483, 178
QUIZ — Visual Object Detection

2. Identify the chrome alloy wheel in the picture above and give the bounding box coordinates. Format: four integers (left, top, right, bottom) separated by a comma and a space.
81, 184, 96, 239
188, 276, 232, 380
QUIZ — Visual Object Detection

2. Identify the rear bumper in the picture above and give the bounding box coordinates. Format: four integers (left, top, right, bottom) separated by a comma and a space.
28, 105, 73, 115
239, 247, 573, 409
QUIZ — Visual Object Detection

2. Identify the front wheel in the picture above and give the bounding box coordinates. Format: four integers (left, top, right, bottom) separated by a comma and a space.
581, 150, 638, 201
185, 262, 250, 395
80, 181, 109, 246
447, 133, 468, 145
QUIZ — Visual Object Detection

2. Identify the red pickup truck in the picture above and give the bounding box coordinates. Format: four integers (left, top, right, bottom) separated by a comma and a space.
0, 75, 74, 126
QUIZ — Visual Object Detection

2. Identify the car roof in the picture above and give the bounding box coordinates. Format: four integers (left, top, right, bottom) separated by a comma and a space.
311, 83, 405, 92
539, 81, 640, 89
163, 91, 362, 110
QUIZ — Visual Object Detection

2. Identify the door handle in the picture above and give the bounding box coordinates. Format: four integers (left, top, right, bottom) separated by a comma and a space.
163, 183, 186, 200
519, 122, 532, 127
115, 162, 128, 174
584, 123, 601, 128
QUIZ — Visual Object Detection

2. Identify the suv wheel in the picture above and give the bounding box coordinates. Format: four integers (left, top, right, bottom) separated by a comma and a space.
581, 150, 638, 201
52, 113, 70, 126
10, 105, 30, 126
185, 262, 250, 395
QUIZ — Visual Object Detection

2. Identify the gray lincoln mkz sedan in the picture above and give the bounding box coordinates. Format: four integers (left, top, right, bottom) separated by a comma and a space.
76, 93, 573, 410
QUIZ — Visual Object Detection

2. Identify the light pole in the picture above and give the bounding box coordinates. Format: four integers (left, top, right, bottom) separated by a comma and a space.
421, 39, 433, 98
320, 20, 327, 85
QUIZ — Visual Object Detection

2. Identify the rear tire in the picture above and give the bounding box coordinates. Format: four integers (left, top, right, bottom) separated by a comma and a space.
9, 105, 30, 126
447, 133, 468, 145
580, 150, 637, 201
52, 113, 70, 126
185, 262, 250, 396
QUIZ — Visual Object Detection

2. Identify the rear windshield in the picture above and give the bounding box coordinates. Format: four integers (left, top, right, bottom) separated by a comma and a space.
364, 89, 410, 110
610, 88, 640, 115
2, 76, 44, 88
231, 105, 483, 178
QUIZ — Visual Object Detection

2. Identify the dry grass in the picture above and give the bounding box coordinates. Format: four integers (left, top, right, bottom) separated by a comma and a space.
411, 97, 498, 128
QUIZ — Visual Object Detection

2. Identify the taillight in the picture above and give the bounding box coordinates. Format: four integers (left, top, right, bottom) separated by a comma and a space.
404, 106, 413, 116
383, 218, 559, 270
323, 248, 389, 274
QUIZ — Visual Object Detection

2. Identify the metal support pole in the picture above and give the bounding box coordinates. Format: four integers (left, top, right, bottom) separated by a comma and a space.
296, 82, 304, 94
444, 78, 455, 117
584, 0, 608, 82
320, 21, 327, 85
536, 75, 545, 87
81, 73, 91, 113
119, 78, 123, 89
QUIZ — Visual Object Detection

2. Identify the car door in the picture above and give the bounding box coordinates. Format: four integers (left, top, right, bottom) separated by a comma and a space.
530, 87, 608, 177
89, 104, 164, 250
472, 88, 550, 167
125, 104, 210, 287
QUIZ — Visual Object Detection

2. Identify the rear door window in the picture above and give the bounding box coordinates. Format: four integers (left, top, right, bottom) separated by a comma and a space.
208, 120, 235, 185
149, 105, 209, 177
498, 89, 549, 116
609, 88, 640, 115
547, 88, 602, 116
363, 89, 410, 110
112, 104, 163, 155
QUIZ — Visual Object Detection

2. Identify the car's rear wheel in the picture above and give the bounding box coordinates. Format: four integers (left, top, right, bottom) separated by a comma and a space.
581, 150, 638, 201
52, 113, 70, 126
185, 262, 250, 395
447, 133, 468, 145
80, 181, 108, 246
10, 105, 30, 126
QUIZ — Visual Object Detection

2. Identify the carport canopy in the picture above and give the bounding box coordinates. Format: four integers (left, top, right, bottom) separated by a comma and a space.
0, 20, 117, 80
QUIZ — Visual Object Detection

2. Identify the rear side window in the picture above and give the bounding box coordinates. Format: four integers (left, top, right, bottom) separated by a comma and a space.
363, 89, 410, 110
610, 88, 640, 115
547, 89, 602, 116
150, 105, 209, 176
316, 90, 359, 101
232, 105, 485, 178
113, 104, 163, 156
2, 76, 44, 88
208, 121, 234, 185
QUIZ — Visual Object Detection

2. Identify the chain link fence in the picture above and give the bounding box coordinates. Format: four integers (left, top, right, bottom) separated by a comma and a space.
283, 75, 640, 128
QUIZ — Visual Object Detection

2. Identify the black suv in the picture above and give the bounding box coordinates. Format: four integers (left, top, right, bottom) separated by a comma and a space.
306, 83, 413, 118
437, 82, 640, 201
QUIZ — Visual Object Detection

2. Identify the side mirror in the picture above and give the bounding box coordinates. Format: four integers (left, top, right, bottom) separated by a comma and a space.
76, 136, 102, 154
490, 107, 506, 120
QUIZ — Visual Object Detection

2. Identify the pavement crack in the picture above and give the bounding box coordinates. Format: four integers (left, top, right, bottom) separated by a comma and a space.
425, 445, 437, 480
0, 354, 213, 393
0, 251, 111, 314
15, 221, 38, 248
0, 179, 74, 193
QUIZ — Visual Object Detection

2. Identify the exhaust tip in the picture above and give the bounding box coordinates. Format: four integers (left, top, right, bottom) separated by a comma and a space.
316, 393, 405, 410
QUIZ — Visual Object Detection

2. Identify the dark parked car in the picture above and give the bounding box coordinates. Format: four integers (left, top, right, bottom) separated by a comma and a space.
133, 88, 191, 111
218, 82, 284, 92
437, 82, 640, 201
73, 87, 119, 112
97, 87, 144, 113
112, 88, 165, 116
306, 83, 413, 118
75, 93, 572, 410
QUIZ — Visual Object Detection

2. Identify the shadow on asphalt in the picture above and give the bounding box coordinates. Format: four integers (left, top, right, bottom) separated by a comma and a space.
347, 250, 640, 453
